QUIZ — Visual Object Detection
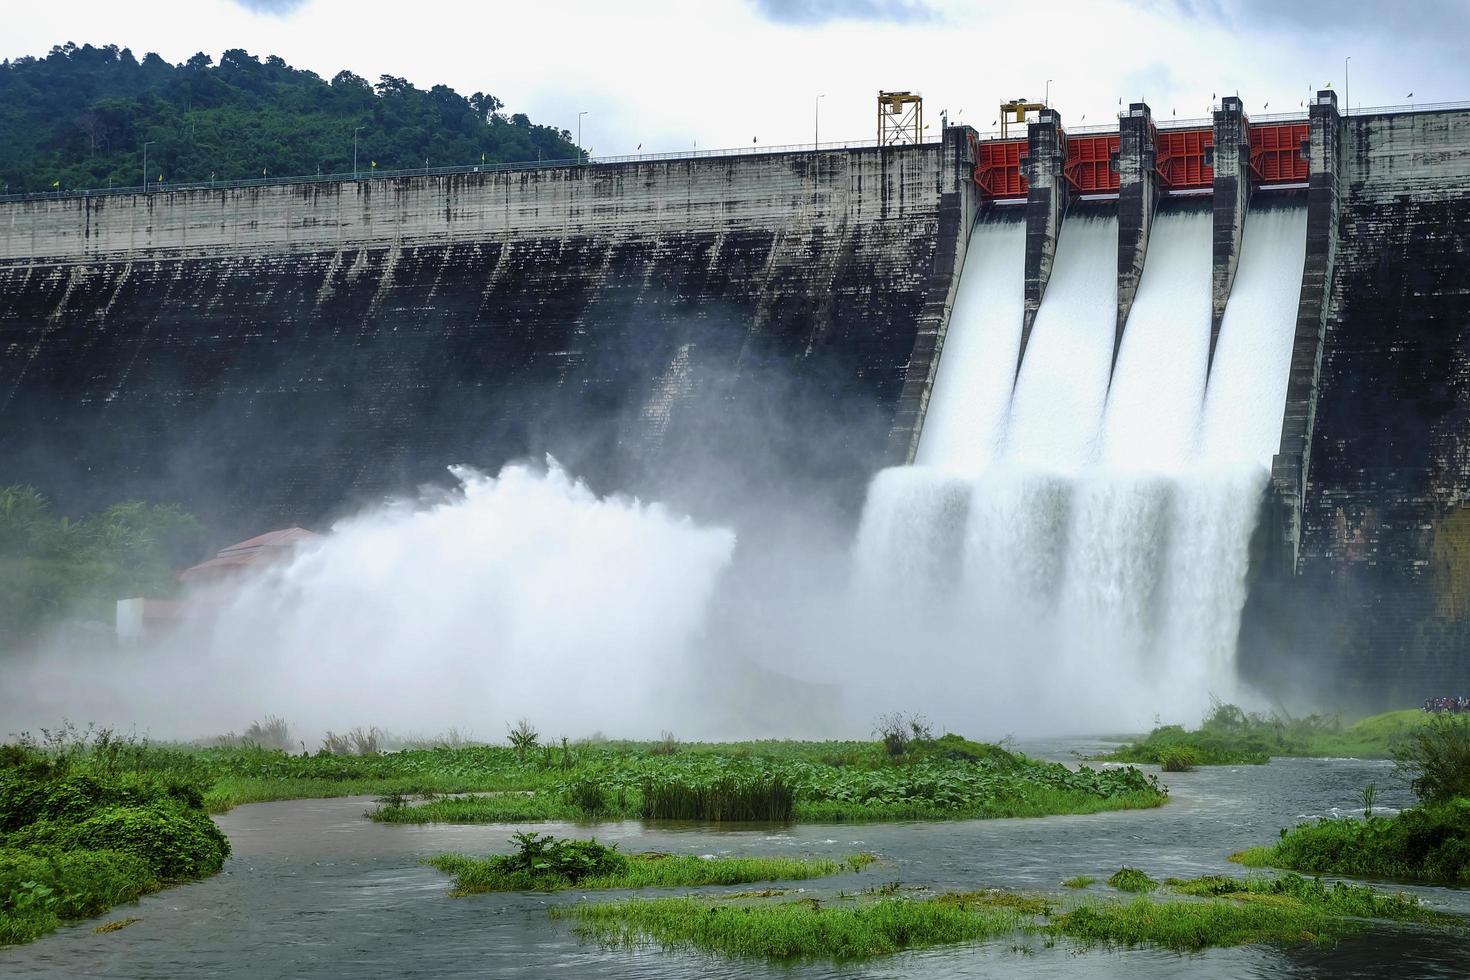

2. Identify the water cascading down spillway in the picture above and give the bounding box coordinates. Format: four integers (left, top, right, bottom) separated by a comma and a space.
855, 199, 1307, 731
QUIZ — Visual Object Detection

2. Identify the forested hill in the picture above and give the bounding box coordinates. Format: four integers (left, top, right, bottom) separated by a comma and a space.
0, 43, 580, 194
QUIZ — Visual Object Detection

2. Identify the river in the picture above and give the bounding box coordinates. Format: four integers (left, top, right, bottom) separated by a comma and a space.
3, 741, 1465, 978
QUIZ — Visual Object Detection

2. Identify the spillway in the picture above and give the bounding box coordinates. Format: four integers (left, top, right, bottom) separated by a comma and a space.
1004, 215, 1119, 470
855, 202, 1308, 730
913, 214, 1026, 473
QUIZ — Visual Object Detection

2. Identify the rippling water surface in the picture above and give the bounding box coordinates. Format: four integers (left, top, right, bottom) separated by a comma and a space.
3, 742, 1465, 979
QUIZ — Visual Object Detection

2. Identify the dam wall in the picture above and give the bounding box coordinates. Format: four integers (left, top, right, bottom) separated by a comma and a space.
0, 130, 978, 535
1244, 105, 1470, 703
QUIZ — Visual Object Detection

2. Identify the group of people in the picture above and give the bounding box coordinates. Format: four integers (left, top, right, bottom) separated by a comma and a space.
1422, 696, 1470, 714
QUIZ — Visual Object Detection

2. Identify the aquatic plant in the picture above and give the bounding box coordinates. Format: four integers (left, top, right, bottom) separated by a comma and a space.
1062, 875, 1095, 889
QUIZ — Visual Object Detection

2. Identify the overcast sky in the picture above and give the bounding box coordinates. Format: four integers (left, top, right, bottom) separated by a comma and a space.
6, 0, 1465, 156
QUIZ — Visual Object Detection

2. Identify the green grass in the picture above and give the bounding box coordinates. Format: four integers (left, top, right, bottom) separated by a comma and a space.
429, 851, 874, 894
1049, 896, 1342, 949
1161, 871, 1453, 923
1100, 705, 1435, 766
1062, 875, 1095, 889
556, 870, 1460, 960
1230, 800, 1470, 884
559, 894, 1027, 960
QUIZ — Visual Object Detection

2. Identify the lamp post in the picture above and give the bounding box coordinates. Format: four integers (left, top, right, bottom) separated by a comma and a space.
353, 126, 364, 178
142, 140, 156, 191
1345, 56, 1351, 116
814, 94, 825, 149
578, 112, 588, 164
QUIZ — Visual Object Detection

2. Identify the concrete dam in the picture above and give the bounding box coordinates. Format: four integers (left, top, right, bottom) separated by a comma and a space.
3, 89, 1469, 706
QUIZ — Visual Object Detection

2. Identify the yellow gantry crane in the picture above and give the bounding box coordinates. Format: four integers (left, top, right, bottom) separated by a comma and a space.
999, 99, 1047, 137
878, 91, 924, 145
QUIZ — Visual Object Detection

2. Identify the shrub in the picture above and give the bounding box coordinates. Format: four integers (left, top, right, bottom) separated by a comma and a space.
10, 801, 229, 880
1393, 714, 1470, 805
1158, 748, 1197, 772
1236, 800, 1470, 884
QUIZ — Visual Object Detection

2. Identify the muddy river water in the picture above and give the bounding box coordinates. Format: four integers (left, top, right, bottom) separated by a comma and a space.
3, 740, 1466, 978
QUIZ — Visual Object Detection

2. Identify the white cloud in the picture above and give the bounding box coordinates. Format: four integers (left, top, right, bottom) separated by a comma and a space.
3, 0, 1463, 156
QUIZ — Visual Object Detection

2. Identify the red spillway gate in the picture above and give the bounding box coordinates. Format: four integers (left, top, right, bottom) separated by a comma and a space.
973, 118, 1311, 200
1250, 122, 1310, 183
974, 137, 1027, 198
1155, 128, 1213, 190
1063, 134, 1121, 193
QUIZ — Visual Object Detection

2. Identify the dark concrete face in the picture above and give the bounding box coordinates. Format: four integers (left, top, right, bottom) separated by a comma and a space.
1243, 105, 1470, 707
0, 224, 933, 540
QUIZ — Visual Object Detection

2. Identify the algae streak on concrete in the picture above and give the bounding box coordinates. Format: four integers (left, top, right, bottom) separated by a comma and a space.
1242, 106, 1470, 704
0, 133, 978, 534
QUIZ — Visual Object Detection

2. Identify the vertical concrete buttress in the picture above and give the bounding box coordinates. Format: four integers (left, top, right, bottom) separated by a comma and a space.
1019, 109, 1067, 378
1210, 96, 1252, 371
1268, 89, 1341, 575
888, 125, 983, 463
1115, 103, 1158, 377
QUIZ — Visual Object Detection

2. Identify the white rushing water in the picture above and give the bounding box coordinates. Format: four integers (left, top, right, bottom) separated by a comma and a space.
1005, 215, 1119, 470
855, 205, 1308, 732
914, 215, 1026, 473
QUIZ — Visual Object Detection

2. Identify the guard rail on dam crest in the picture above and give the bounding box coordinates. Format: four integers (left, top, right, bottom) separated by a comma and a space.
4, 95, 1470, 704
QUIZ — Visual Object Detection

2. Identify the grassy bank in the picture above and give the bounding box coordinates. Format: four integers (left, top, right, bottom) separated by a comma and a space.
1232, 800, 1470, 884
427, 832, 875, 894
0, 734, 230, 946
1099, 704, 1434, 766
559, 869, 1456, 960
365, 734, 1166, 826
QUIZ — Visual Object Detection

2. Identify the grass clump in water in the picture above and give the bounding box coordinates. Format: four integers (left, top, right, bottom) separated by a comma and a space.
428, 832, 872, 894
1107, 867, 1158, 893
560, 894, 1026, 960
1062, 875, 1095, 889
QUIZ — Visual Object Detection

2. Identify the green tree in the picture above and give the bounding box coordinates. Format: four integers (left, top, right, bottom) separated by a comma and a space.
0, 43, 579, 193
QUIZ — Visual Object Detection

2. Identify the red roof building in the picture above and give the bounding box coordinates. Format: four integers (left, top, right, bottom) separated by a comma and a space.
178, 527, 320, 585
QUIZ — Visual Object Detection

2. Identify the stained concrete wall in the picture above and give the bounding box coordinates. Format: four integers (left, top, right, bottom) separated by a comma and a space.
1244, 104, 1470, 705
0, 133, 976, 536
